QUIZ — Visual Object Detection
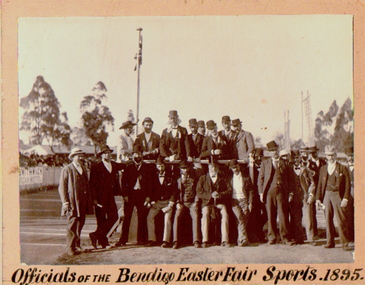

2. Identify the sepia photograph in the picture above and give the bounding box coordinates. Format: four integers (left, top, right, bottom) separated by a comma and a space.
3, 1, 365, 284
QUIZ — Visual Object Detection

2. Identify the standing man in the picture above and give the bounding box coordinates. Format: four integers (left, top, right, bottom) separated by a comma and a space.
218, 115, 236, 158
134, 117, 160, 160
200, 120, 229, 160
59, 148, 92, 256
118, 120, 137, 162
196, 159, 232, 248
146, 157, 177, 248
231, 119, 255, 163
258, 141, 293, 245
315, 145, 351, 250
116, 144, 152, 246
345, 146, 354, 243
173, 160, 201, 249
160, 110, 189, 162
89, 145, 123, 249
309, 145, 326, 188
197, 120, 206, 137
228, 159, 254, 246
186, 118, 205, 162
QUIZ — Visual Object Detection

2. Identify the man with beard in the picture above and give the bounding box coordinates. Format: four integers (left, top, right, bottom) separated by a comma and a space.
118, 120, 137, 162
200, 120, 229, 160
231, 119, 255, 163
186, 118, 205, 162
89, 145, 124, 249
134, 117, 160, 160
315, 145, 351, 250
146, 157, 177, 248
59, 148, 92, 255
258, 141, 293, 245
196, 158, 232, 248
116, 144, 152, 246
172, 160, 201, 249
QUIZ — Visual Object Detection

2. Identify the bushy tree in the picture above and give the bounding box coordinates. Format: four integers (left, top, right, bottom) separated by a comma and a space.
20, 75, 71, 150
80, 81, 114, 154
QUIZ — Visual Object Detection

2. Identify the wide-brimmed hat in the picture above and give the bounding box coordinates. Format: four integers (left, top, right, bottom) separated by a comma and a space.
69, 148, 85, 160
231, 119, 241, 127
279, 149, 290, 157
299, 146, 309, 153
189, 118, 198, 126
179, 160, 191, 169
156, 156, 165, 165
133, 144, 143, 154
168, 110, 178, 118
229, 159, 239, 169
197, 120, 205, 127
221, 116, 231, 123
266, 140, 279, 151
291, 149, 300, 157
98, 145, 113, 156
324, 145, 336, 155
345, 146, 354, 155
119, 120, 136, 129
309, 146, 319, 152
206, 120, 216, 130
142, 117, 154, 124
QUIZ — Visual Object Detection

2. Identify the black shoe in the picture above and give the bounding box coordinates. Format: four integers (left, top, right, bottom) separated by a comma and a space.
115, 241, 126, 247
221, 241, 230, 247
67, 249, 80, 256
238, 241, 249, 247
145, 240, 156, 247
89, 233, 98, 249
161, 242, 170, 248
283, 240, 295, 246
324, 244, 335, 248
172, 242, 179, 249
202, 242, 209, 248
136, 241, 145, 246
295, 240, 304, 245
194, 241, 201, 248
101, 243, 110, 249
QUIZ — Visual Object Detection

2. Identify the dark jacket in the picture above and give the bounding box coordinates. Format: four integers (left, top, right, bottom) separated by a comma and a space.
196, 173, 232, 207
121, 162, 152, 199
291, 165, 316, 201
160, 125, 189, 160
315, 162, 351, 202
151, 171, 177, 202
200, 134, 229, 159
90, 161, 124, 205
176, 173, 198, 203
134, 131, 160, 160
232, 130, 255, 162
186, 133, 204, 159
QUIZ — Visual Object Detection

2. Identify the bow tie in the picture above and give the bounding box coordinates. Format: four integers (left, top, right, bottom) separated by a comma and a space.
211, 175, 216, 178
295, 167, 300, 170
159, 174, 165, 178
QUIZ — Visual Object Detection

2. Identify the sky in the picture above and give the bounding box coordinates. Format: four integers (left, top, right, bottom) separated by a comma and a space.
18, 15, 353, 147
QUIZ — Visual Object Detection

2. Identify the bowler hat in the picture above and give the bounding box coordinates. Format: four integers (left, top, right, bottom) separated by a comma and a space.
222, 116, 231, 123
179, 160, 191, 169
133, 144, 143, 154
142, 117, 154, 124
229, 159, 239, 169
231, 119, 241, 126
156, 156, 165, 165
98, 145, 113, 156
198, 120, 205, 127
206, 120, 216, 130
279, 149, 290, 157
345, 146, 354, 155
189, 118, 198, 126
324, 145, 336, 155
119, 120, 136, 129
69, 148, 85, 160
254, 148, 264, 156
168, 110, 178, 118
266, 140, 278, 151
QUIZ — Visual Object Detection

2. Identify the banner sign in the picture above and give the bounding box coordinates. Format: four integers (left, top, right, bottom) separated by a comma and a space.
19, 167, 43, 185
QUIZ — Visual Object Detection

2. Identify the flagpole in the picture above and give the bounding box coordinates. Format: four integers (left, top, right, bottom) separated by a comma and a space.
136, 27, 143, 135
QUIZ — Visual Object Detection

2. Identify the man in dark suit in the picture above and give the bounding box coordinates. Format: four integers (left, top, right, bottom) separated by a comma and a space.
146, 157, 177, 248
345, 146, 354, 243
200, 120, 229, 160
160, 110, 189, 161
228, 159, 254, 246
231, 119, 255, 163
134, 117, 160, 160
89, 145, 124, 249
218, 115, 236, 159
186, 118, 205, 162
309, 145, 326, 187
172, 160, 201, 249
116, 144, 152, 246
58, 148, 92, 256
196, 159, 232, 247
315, 145, 351, 250
197, 120, 206, 137
258, 141, 293, 245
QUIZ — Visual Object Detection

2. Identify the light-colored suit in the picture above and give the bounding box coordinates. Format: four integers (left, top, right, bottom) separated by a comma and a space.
232, 130, 255, 162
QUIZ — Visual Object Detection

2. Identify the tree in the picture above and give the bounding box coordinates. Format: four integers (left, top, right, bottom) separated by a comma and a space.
80, 81, 114, 154
70, 126, 92, 146
20, 75, 71, 150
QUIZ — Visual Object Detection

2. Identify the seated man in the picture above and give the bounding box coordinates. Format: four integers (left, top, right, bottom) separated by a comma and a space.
173, 160, 201, 249
196, 159, 232, 247
146, 157, 177, 248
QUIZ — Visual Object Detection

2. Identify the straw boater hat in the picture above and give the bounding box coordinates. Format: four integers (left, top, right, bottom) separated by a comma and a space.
324, 145, 336, 155
98, 145, 113, 156
69, 148, 85, 160
119, 120, 136, 130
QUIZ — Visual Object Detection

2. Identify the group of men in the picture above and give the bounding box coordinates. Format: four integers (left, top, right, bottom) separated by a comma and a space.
58, 110, 354, 256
